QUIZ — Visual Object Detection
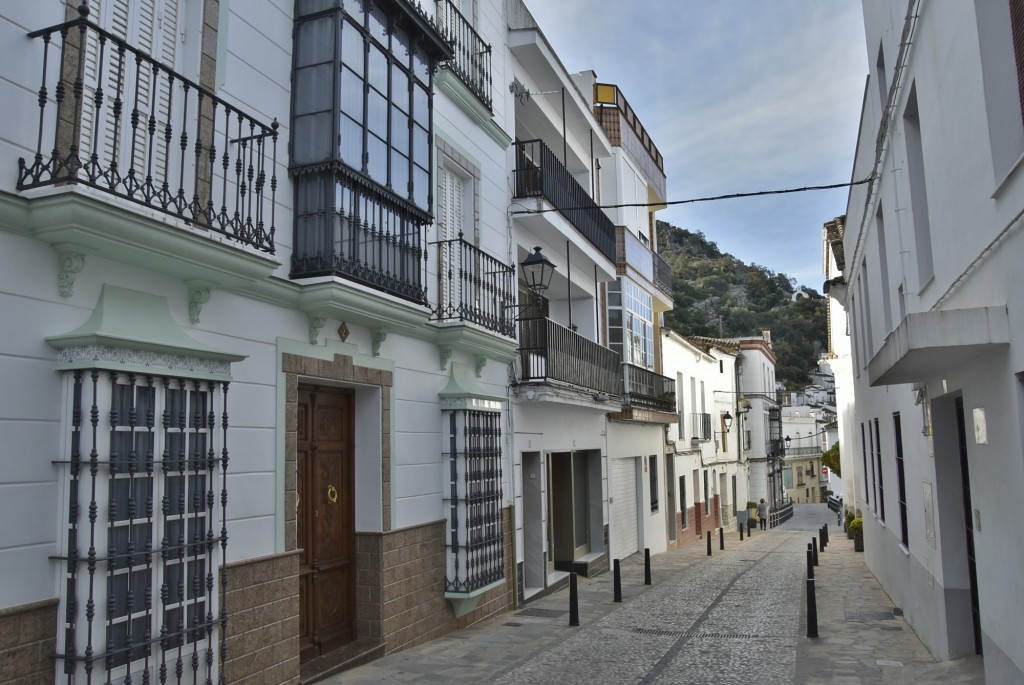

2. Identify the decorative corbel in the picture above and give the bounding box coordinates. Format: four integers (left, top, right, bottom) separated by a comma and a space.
185, 281, 212, 324
308, 315, 326, 345
474, 355, 487, 378
438, 344, 453, 371
57, 249, 86, 298
371, 328, 387, 357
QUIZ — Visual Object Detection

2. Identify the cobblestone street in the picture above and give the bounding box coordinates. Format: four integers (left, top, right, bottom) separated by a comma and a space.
326, 505, 984, 684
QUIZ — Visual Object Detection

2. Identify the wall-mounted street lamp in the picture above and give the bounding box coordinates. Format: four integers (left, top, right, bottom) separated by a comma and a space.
520, 246, 556, 295
722, 411, 733, 434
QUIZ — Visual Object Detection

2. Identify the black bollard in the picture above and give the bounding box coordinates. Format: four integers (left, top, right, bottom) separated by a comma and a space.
740, 523, 744, 541
707, 531, 712, 556
818, 526, 825, 552
569, 572, 580, 626
812, 537, 819, 566
748, 518, 754, 535
644, 548, 652, 586
807, 545, 814, 579
823, 523, 829, 546
719, 526, 725, 551
807, 577, 819, 638
613, 559, 622, 602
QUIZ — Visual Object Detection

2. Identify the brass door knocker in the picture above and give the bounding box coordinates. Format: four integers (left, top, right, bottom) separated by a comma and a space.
327, 484, 338, 503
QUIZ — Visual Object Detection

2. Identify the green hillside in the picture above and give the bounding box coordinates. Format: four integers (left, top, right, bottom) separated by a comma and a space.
656, 220, 826, 387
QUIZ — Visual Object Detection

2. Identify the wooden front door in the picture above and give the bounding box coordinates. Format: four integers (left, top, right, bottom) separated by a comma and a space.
298, 387, 356, 660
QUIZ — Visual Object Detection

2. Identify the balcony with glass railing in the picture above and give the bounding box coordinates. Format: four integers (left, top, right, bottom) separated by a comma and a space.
512, 139, 616, 262
18, 9, 277, 254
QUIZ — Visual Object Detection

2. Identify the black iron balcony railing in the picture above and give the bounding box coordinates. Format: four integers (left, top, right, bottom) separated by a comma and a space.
431, 234, 515, 336
292, 171, 427, 303
435, 0, 492, 111
513, 139, 616, 262
622, 364, 675, 412
518, 318, 621, 396
18, 10, 277, 253
654, 252, 673, 296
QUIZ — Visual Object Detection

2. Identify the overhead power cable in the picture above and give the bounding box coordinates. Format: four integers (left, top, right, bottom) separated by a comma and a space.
509, 174, 875, 216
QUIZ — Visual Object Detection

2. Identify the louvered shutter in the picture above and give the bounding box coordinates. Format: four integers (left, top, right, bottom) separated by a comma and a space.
79, 0, 179, 184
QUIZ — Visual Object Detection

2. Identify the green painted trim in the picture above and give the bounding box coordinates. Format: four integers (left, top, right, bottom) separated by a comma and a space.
0, 189, 278, 289
436, 70, 512, 150
47, 285, 243, 381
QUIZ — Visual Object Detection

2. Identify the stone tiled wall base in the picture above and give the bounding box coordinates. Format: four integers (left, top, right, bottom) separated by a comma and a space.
0, 598, 57, 685
672, 496, 723, 549
224, 552, 301, 685
365, 507, 515, 655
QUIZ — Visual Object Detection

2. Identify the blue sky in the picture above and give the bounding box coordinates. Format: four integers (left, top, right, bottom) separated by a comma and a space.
522, 1, 868, 290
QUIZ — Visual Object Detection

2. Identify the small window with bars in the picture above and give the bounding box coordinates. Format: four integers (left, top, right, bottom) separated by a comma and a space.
58, 370, 228, 684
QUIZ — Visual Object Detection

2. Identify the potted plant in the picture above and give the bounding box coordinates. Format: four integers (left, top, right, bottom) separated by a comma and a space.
844, 511, 855, 536
746, 501, 758, 530
849, 518, 864, 552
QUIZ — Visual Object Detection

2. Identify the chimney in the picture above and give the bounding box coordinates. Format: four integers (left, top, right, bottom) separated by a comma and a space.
761, 329, 772, 344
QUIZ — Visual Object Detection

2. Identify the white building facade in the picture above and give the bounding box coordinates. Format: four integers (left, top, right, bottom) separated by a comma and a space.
839, 1, 1024, 680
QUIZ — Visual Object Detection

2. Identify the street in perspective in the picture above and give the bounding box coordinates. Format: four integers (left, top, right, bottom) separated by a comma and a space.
330, 506, 984, 684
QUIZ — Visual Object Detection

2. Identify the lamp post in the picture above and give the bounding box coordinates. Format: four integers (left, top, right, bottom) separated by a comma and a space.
520, 246, 556, 295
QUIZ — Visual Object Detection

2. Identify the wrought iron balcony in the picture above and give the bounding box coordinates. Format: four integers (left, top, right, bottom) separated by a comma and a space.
291, 171, 428, 304
17, 10, 277, 253
654, 252, 673, 296
431, 234, 515, 336
518, 317, 621, 396
513, 139, 616, 262
435, 0, 492, 111
622, 364, 675, 413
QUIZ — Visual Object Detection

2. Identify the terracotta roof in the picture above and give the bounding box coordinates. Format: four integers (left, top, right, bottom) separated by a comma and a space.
685, 335, 740, 355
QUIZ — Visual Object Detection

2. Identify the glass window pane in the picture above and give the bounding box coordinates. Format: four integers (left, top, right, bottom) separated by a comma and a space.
340, 115, 363, 167
413, 84, 429, 123
188, 392, 208, 429
412, 124, 429, 166
391, 149, 409, 196
340, 68, 364, 119
391, 107, 408, 154
167, 475, 184, 516
296, 16, 334, 67
294, 64, 333, 116
367, 89, 387, 137
367, 45, 387, 90
341, 19, 364, 73
393, 25, 410, 66
391, 65, 408, 108
368, 2, 388, 44
293, 112, 333, 165
413, 45, 429, 82
413, 166, 428, 209
342, 0, 365, 19
367, 134, 387, 183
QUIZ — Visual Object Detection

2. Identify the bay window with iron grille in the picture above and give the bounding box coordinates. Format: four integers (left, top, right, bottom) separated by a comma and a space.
290, 0, 453, 301
56, 369, 230, 685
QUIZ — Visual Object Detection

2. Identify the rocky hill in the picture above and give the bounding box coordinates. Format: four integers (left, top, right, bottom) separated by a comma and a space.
656, 220, 826, 387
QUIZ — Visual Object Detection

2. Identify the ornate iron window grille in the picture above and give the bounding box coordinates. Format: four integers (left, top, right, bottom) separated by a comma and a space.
56, 370, 229, 685
444, 409, 504, 594
18, 9, 278, 253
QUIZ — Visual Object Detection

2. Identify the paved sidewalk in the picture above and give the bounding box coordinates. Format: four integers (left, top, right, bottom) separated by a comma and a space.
321, 505, 985, 684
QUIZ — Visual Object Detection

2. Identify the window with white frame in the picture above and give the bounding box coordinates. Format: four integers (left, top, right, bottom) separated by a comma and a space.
607, 278, 654, 368
58, 370, 227, 684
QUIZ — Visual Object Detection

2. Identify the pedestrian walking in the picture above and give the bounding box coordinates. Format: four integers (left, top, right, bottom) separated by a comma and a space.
757, 498, 769, 530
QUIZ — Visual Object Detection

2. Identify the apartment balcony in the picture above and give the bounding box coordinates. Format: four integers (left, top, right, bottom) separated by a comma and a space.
430, 234, 515, 337
614, 226, 673, 305
516, 317, 622, 402
593, 83, 666, 201
512, 139, 616, 262
435, 0, 492, 111
609, 364, 676, 423
17, 11, 277, 256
